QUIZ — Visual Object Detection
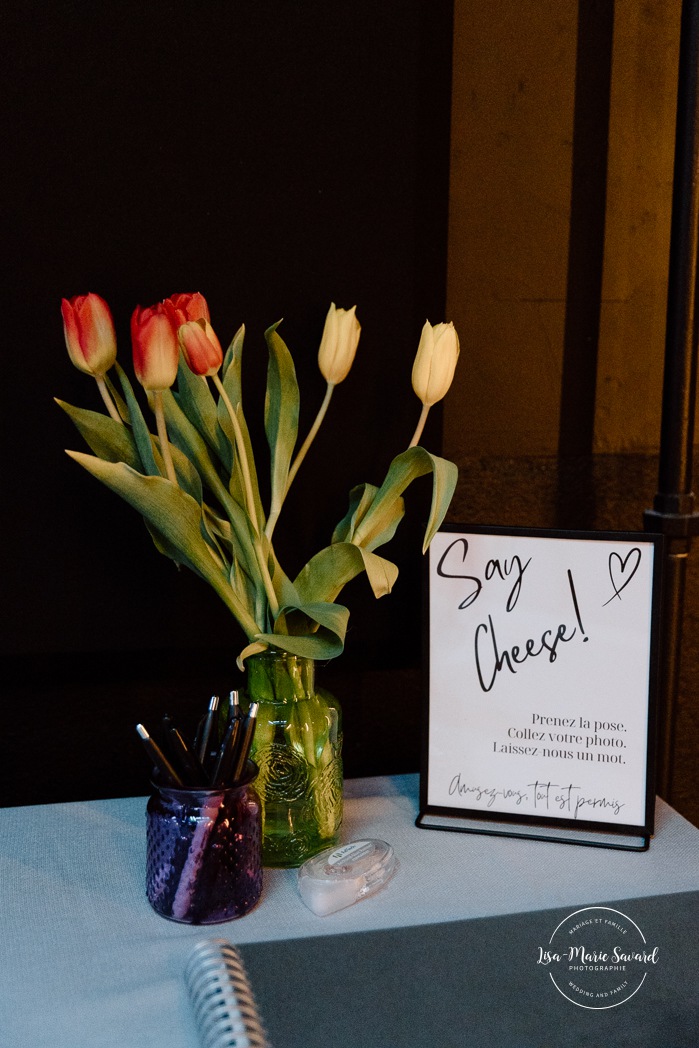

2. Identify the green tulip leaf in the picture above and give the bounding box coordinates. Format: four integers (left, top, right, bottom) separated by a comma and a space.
65, 451, 261, 639
103, 374, 129, 422
114, 363, 160, 477
175, 353, 230, 468
55, 399, 141, 470
294, 542, 399, 603
161, 388, 262, 586
164, 441, 204, 505
198, 503, 238, 575
332, 482, 379, 544
257, 530, 300, 610
264, 322, 299, 520
249, 599, 349, 663
230, 553, 259, 623
161, 388, 227, 499
237, 640, 271, 668
204, 506, 233, 548
352, 446, 458, 553
333, 481, 405, 549
141, 512, 241, 613
222, 323, 244, 378
143, 518, 206, 574
162, 448, 233, 576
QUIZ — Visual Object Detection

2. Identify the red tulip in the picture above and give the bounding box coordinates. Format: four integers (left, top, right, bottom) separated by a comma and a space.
131, 303, 180, 391
61, 293, 117, 377
178, 318, 223, 377
163, 292, 210, 326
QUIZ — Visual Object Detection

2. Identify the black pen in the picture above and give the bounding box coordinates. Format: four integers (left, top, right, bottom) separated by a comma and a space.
160, 713, 193, 779
230, 701, 259, 783
210, 713, 242, 788
166, 723, 207, 786
135, 723, 184, 787
195, 695, 220, 766
229, 689, 241, 721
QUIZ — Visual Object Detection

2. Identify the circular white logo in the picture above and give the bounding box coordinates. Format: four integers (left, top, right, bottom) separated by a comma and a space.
537, 906, 659, 1009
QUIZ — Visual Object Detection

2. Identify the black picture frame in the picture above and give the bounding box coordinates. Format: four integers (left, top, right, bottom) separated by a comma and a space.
417, 525, 664, 851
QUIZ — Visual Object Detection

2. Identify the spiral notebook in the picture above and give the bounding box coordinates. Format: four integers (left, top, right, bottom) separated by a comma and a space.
185, 939, 270, 1048
187, 891, 699, 1048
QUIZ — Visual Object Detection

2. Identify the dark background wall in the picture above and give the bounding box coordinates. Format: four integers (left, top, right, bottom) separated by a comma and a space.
4, 0, 698, 829
0, 0, 454, 804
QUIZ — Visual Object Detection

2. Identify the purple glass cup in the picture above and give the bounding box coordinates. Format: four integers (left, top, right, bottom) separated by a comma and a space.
146, 761, 262, 924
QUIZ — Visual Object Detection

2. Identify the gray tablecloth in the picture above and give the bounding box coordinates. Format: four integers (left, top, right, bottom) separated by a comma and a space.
2, 774, 698, 1047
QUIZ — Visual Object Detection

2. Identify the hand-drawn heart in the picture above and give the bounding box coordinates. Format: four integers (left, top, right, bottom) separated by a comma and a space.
604, 547, 642, 606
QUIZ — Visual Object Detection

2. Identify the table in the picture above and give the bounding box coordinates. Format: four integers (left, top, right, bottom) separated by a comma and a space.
2, 774, 699, 1047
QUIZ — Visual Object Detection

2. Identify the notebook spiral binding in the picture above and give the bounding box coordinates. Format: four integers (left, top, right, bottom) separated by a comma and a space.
185, 939, 270, 1048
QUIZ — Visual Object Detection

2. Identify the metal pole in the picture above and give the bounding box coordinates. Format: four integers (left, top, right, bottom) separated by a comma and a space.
644, 0, 699, 799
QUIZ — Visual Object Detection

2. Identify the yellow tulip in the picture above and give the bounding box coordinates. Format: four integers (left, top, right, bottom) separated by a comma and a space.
411, 320, 460, 407
317, 303, 361, 385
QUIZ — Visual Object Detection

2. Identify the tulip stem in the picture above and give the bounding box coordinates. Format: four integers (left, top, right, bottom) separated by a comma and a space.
96, 376, 123, 424
212, 373, 280, 622
408, 403, 431, 448
212, 375, 260, 534
266, 382, 335, 542
153, 391, 178, 485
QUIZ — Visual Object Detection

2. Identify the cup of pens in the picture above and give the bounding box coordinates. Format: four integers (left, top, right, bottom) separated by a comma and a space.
138, 693, 263, 924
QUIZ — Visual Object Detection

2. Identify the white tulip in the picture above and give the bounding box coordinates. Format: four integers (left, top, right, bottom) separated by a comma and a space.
317, 303, 361, 385
411, 320, 460, 407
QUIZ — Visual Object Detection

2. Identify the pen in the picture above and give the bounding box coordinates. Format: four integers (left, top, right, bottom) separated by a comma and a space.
135, 723, 184, 787
230, 701, 259, 783
210, 714, 242, 788
195, 695, 220, 766
229, 689, 241, 721
166, 724, 207, 786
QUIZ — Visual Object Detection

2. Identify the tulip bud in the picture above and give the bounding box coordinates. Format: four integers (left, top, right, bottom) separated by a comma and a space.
178, 318, 223, 377
317, 303, 361, 385
131, 303, 180, 391
61, 293, 117, 377
163, 292, 211, 326
411, 321, 460, 407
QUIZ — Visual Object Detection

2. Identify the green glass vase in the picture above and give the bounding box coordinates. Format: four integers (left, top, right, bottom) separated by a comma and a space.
244, 649, 343, 867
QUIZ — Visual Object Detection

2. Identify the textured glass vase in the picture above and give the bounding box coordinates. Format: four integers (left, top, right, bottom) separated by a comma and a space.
245, 649, 343, 867
146, 762, 262, 923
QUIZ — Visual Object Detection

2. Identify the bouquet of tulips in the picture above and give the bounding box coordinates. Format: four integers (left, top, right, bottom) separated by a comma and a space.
58, 292, 459, 667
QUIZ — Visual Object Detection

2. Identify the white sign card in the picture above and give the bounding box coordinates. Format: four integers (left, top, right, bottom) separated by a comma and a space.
417, 526, 662, 850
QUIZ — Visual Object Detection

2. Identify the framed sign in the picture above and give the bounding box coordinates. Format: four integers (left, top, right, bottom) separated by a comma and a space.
417, 525, 663, 850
